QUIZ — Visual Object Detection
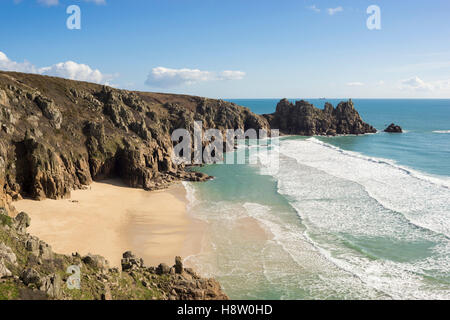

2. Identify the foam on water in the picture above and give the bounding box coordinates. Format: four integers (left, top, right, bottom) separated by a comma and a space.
283, 137, 450, 236
253, 138, 450, 299
433, 130, 450, 134
182, 136, 450, 299
184, 192, 385, 299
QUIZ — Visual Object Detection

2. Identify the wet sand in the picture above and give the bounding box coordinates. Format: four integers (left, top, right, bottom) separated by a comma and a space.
14, 180, 206, 268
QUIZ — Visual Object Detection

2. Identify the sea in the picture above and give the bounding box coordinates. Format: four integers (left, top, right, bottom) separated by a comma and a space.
183, 99, 450, 300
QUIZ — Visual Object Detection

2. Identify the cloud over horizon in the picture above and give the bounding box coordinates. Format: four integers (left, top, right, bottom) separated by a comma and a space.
145, 67, 246, 88
401, 76, 434, 91
401, 76, 450, 92
0, 51, 113, 84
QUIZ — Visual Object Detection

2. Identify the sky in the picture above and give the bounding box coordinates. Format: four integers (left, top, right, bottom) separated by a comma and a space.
1, 0, 450, 99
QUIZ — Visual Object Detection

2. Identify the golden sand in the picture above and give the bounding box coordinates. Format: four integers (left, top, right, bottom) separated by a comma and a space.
14, 180, 205, 268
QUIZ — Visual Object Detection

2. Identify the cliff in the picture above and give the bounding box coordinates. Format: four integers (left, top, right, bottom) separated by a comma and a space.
0, 71, 269, 208
0, 71, 269, 300
0, 71, 377, 300
264, 98, 377, 136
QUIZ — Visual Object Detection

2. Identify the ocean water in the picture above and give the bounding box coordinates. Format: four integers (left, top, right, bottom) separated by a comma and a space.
184, 99, 450, 300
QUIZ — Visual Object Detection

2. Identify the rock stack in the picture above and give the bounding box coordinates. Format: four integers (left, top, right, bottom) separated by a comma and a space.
264, 98, 377, 136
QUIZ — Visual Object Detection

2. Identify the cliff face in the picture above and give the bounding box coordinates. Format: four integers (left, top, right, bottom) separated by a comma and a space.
264, 99, 377, 136
1, 71, 268, 300
0, 71, 269, 208
0, 72, 377, 208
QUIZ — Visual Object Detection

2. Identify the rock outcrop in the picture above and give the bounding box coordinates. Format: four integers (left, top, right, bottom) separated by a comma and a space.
0, 71, 380, 300
384, 123, 403, 133
264, 99, 377, 136
0, 71, 269, 206
0, 72, 377, 207
0, 71, 255, 300
0, 209, 228, 300
120, 252, 227, 300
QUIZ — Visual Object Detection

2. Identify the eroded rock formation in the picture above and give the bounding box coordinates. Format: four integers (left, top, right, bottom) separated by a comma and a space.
0, 71, 269, 206
264, 98, 377, 136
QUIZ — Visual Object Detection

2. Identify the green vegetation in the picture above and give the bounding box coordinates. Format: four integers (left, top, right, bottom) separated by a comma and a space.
0, 281, 20, 300
0, 214, 12, 227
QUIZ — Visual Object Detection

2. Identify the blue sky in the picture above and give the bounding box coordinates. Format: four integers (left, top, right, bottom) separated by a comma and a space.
1, 0, 450, 98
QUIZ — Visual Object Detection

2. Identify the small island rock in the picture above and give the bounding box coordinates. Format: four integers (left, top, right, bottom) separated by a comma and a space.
384, 123, 403, 133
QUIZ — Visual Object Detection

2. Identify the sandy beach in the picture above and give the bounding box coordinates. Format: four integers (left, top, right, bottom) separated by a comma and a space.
13, 180, 206, 268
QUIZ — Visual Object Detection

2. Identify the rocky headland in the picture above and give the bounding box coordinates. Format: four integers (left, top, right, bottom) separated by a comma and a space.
0, 71, 377, 300
264, 98, 377, 136
0, 71, 269, 208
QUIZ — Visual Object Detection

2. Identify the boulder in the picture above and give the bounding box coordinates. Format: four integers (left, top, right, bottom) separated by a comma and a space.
121, 251, 144, 271
39, 242, 54, 260
25, 237, 40, 256
21, 268, 42, 287
0, 243, 17, 266
156, 263, 171, 275
14, 212, 31, 233
40, 273, 62, 299
122, 251, 134, 259
82, 254, 109, 270
0, 258, 12, 278
384, 123, 403, 133
174, 256, 183, 274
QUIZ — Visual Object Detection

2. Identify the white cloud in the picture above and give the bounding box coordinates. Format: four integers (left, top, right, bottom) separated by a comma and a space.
39, 61, 109, 83
146, 67, 212, 88
347, 82, 364, 87
145, 67, 246, 88
219, 70, 246, 80
400, 76, 450, 93
401, 76, 434, 91
307, 5, 321, 13
0, 51, 113, 84
0, 51, 37, 73
434, 79, 450, 90
327, 7, 343, 15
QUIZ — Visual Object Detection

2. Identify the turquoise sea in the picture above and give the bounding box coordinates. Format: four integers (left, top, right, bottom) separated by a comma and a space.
184, 99, 450, 300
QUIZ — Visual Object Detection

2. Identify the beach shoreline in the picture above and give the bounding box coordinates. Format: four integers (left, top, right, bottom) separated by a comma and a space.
13, 179, 206, 269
